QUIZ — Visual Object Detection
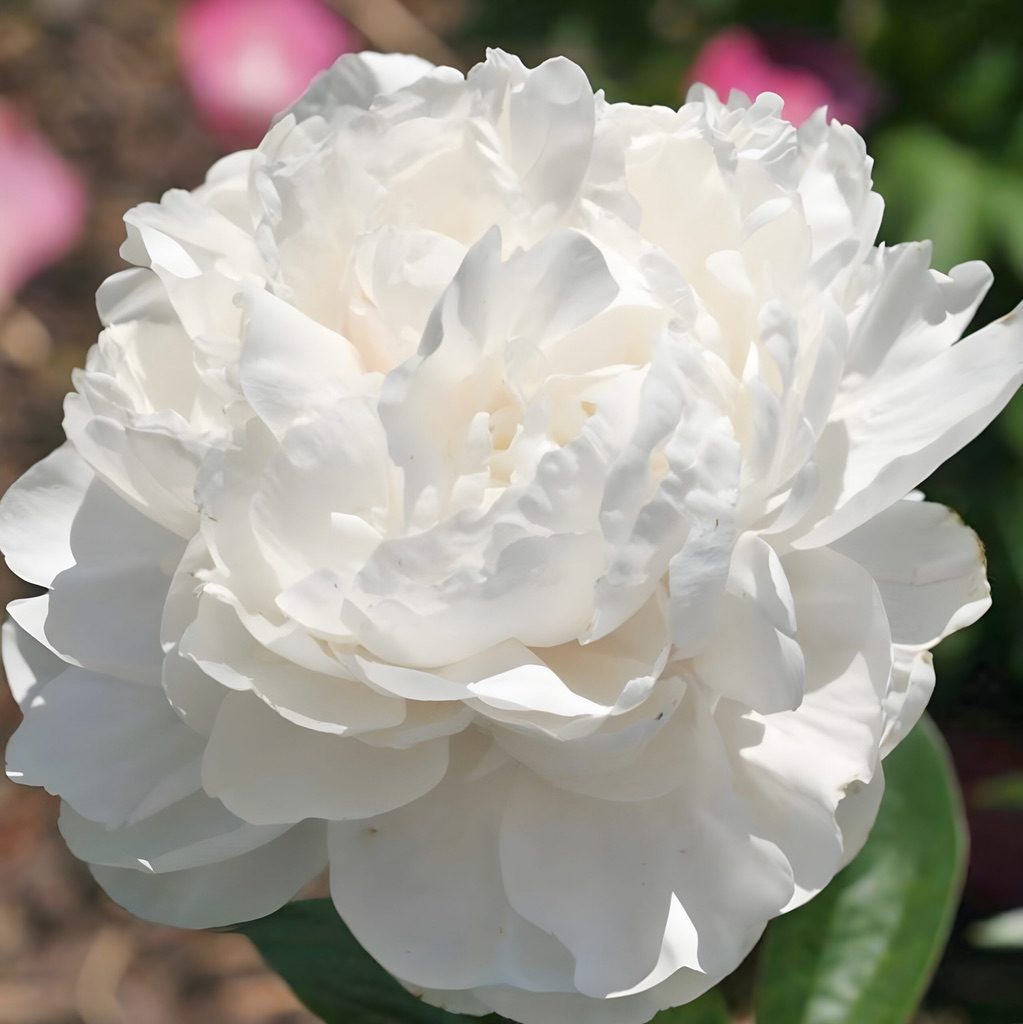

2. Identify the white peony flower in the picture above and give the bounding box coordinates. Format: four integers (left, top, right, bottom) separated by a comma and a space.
2, 49, 1019, 1023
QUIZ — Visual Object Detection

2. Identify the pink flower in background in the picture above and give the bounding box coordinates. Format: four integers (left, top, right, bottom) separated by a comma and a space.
0, 102, 86, 297
687, 27, 881, 128
178, 0, 360, 147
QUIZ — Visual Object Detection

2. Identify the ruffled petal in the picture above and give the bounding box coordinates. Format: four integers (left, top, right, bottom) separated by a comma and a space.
468, 51, 596, 223
793, 304, 1023, 547
283, 51, 439, 124
878, 645, 935, 758
691, 533, 805, 712
715, 546, 891, 908
180, 588, 406, 735
238, 286, 364, 437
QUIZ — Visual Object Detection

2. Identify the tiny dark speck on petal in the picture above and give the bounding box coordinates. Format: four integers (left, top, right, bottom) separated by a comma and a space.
655, 712, 664, 721
364, 826, 378, 836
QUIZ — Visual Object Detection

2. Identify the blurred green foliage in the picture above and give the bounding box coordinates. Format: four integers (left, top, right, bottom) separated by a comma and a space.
460, 0, 1023, 725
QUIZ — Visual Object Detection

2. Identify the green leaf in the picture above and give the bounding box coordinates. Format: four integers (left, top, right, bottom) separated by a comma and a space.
233, 898, 492, 1024
653, 986, 731, 1023
985, 170, 1023, 279
755, 715, 968, 1024
872, 127, 988, 272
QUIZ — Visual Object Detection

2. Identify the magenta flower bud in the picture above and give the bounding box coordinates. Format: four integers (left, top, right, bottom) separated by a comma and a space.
177, 0, 360, 148
687, 27, 881, 128
0, 101, 87, 297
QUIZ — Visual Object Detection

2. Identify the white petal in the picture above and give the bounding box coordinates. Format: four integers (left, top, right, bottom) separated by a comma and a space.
472, 52, 596, 220
162, 650, 226, 736
180, 589, 406, 735
413, 989, 493, 1016
464, 973, 718, 1024
691, 533, 805, 713
60, 791, 290, 872
715, 547, 891, 908
328, 741, 577, 992
0, 443, 92, 586
251, 409, 390, 586
347, 226, 465, 371
833, 767, 886, 870
1, 619, 67, 708
61, 401, 202, 537
491, 680, 686, 802
499, 693, 794, 998
379, 227, 617, 519
844, 248, 993, 385
20, 478, 186, 685
6, 668, 205, 826
44, 533, 183, 687
202, 692, 448, 825
91, 819, 326, 928
879, 646, 935, 758
282, 52, 440, 124
468, 661, 613, 720
238, 286, 363, 438
595, 324, 739, 645
312, 528, 604, 668
832, 498, 989, 647
794, 304, 1023, 547
95, 266, 175, 326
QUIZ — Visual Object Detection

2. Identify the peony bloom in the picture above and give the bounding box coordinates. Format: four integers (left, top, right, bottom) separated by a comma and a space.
2, 50, 1019, 1022
0, 100, 87, 297
177, 0, 360, 147
686, 27, 881, 128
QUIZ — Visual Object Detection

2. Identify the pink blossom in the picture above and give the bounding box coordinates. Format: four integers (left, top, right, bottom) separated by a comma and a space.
0, 102, 87, 297
687, 27, 881, 128
178, 0, 360, 148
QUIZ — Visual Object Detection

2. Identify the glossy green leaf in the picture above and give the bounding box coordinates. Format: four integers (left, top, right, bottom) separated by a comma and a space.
756, 715, 967, 1024
233, 898, 493, 1024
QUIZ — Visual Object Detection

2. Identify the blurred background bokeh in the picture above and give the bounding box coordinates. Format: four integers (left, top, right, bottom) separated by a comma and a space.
1, 0, 1022, 1021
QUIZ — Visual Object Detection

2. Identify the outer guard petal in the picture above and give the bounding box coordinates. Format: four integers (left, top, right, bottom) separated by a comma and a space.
328, 737, 577, 993
91, 819, 326, 929
794, 304, 1023, 548
0, 443, 91, 586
